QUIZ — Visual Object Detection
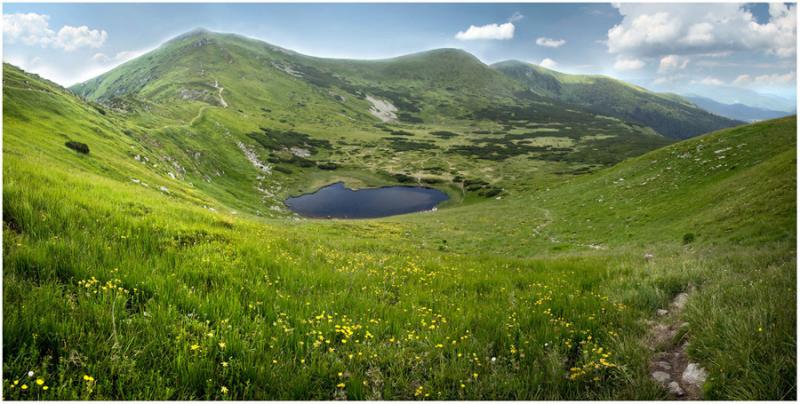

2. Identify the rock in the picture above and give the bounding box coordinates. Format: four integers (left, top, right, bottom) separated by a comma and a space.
644, 253, 654, 261
651, 371, 671, 384
671, 293, 689, 310
656, 361, 672, 370
667, 381, 685, 396
657, 309, 669, 316
682, 363, 708, 387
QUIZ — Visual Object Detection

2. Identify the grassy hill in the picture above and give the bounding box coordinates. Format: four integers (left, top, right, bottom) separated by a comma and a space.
492, 60, 742, 139
3, 31, 795, 400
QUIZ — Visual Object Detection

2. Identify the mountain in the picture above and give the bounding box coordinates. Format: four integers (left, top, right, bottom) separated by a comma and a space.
684, 95, 793, 122
71, 30, 737, 142
491, 60, 742, 139
676, 86, 796, 113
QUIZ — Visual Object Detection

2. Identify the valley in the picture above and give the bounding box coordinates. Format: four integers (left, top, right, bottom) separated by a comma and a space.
2, 29, 795, 400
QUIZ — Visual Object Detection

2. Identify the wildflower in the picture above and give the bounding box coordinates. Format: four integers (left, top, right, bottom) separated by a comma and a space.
336, 383, 346, 389
435, 343, 444, 349
491, 357, 497, 363
27, 371, 34, 377
21, 384, 28, 390
43, 386, 49, 391
218, 341, 226, 349
220, 386, 228, 394
35, 378, 44, 386
221, 361, 229, 368
13, 380, 19, 385
190, 344, 200, 351
460, 383, 466, 389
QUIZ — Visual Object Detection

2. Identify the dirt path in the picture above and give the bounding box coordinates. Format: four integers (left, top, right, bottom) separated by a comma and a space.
646, 286, 708, 400
213, 79, 228, 108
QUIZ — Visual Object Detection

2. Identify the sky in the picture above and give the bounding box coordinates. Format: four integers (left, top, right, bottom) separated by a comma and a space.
3, 3, 797, 108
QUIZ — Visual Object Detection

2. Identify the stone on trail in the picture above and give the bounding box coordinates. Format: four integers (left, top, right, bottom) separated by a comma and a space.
657, 309, 669, 316
671, 293, 690, 310
667, 381, 685, 396
682, 363, 708, 387
651, 371, 671, 384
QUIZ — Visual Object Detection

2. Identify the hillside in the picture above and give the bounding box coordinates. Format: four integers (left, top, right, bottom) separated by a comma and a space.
685, 95, 792, 122
4, 49, 796, 401
492, 60, 742, 139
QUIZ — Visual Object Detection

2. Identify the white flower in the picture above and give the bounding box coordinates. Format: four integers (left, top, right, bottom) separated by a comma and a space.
27, 371, 34, 377
491, 357, 497, 363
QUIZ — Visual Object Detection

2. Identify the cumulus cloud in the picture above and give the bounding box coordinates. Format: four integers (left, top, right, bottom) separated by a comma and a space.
607, 3, 796, 58
3, 13, 107, 51
535, 37, 566, 48
538, 58, 558, 69
613, 57, 645, 71
658, 55, 690, 73
455, 22, 515, 40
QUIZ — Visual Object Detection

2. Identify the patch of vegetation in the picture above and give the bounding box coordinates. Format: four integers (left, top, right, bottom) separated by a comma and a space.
65, 141, 90, 154
247, 128, 331, 154
430, 130, 459, 139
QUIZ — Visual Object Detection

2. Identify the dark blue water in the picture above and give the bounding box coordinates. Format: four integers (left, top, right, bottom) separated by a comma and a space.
285, 182, 448, 219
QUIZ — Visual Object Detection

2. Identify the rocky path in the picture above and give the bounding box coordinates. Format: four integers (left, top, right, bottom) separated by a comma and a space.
647, 286, 708, 400
213, 80, 228, 108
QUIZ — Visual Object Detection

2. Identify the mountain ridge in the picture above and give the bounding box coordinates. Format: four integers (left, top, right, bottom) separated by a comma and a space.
71, 29, 739, 140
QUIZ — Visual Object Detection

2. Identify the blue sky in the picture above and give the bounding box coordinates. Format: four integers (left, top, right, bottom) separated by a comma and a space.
3, 3, 796, 107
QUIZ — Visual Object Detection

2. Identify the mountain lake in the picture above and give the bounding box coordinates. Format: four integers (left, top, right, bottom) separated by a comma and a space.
285, 182, 449, 218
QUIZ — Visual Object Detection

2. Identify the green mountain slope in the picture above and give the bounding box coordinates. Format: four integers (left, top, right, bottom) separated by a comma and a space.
65, 30, 680, 220
492, 60, 742, 139
4, 54, 796, 400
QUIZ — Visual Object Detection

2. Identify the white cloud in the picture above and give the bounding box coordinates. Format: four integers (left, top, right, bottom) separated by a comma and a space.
455, 22, 515, 40
3, 13, 54, 46
613, 57, 645, 71
535, 37, 566, 48
509, 12, 524, 23
3, 13, 107, 51
54, 25, 107, 51
734, 72, 796, 87
694, 76, 725, 86
93, 49, 147, 66
607, 4, 797, 58
658, 54, 689, 73
538, 58, 558, 69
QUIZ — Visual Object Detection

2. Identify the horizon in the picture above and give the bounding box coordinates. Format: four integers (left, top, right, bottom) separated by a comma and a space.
3, 3, 797, 108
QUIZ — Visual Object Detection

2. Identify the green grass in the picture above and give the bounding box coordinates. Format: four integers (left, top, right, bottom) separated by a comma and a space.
2, 38, 796, 401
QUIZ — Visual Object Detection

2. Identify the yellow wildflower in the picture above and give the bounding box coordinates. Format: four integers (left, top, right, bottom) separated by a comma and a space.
35, 378, 44, 386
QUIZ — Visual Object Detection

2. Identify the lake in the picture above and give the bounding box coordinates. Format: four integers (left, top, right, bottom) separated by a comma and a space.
285, 182, 449, 219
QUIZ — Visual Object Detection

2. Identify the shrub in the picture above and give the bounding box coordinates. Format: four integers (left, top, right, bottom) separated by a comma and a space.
317, 162, 338, 170
65, 141, 89, 154
683, 233, 696, 244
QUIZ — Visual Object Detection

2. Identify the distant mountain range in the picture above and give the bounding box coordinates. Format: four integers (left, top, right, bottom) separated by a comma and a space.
684, 95, 793, 123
